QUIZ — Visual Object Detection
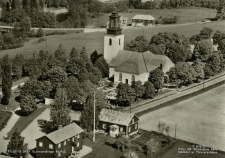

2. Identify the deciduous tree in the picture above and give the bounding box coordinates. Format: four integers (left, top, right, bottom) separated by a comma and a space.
125, 36, 149, 52
149, 67, 164, 92
143, 81, 155, 99
20, 95, 37, 115
193, 40, 213, 61
131, 81, 145, 101
116, 82, 136, 106
7, 130, 26, 158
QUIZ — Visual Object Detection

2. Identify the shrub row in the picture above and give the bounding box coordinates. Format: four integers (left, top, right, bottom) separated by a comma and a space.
136, 80, 225, 117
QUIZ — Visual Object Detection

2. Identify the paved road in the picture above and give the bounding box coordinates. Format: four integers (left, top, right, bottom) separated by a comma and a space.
131, 74, 225, 114
0, 107, 21, 153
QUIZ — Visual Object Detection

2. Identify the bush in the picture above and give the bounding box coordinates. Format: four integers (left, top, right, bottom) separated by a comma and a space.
37, 37, 46, 43
45, 31, 67, 36
106, 138, 116, 146
131, 143, 143, 152
36, 28, 45, 38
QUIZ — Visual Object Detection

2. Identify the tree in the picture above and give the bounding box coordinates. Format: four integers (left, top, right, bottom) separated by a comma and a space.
145, 138, 160, 157
125, 36, 149, 52
131, 81, 145, 101
217, 39, 225, 55
20, 95, 37, 115
115, 134, 131, 151
66, 58, 87, 75
90, 50, 101, 64
212, 30, 225, 45
1, 55, 12, 105
38, 88, 71, 134
149, 32, 190, 55
54, 43, 67, 63
193, 40, 213, 61
147, 44, 164, 55
167, 43, 192, 63
12, 54, 25, 80
44, 67, 67, 97
94, 56, 109, 78
80, 47, 89, 62
80, 93, 100, 132
192, 59, 205, 82
0, 32, 4, 50
167, 62, 197, 86
204, 53, 225, 78
116, 83, 136, 106
36, 27, 45, 37
143, 81, 155, 99
149, 68, 164, 93
7, 130, 25, 158
63, 76, 82, 103
70, 47, 80, 60
198, 27, 213, 40
11, 0, 21, 10
23, 0, 31, 13
20, 79, 52, 100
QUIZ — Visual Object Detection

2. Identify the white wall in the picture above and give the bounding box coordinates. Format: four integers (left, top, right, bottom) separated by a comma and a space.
114, 71, 149, 85
109, 67, 115, 78
104, 34, 124, 63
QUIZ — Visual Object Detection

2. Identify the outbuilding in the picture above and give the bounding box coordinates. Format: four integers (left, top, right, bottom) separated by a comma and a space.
132, 14, 155, 27
98, 109, 139, 137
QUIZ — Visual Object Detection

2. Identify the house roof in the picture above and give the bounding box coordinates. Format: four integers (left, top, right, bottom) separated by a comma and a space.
110, 51, 174, 74
39, 123, 84, 145
132, 14, 155, 21
99, 109, 139, 126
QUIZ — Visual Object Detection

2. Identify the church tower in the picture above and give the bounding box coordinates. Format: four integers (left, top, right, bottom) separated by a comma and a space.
104, 11, 125, 63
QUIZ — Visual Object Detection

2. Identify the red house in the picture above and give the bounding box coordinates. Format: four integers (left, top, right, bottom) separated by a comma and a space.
98, 109, 139, 137
36, 123, 84, 158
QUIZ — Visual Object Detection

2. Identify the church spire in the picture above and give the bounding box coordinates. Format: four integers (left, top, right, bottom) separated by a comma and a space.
107, 9, 122, 35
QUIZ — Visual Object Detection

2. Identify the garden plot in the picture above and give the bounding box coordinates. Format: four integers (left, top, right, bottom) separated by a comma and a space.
139, 84, 225, 152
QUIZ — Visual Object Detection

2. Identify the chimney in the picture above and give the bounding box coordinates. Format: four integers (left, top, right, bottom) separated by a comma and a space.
58, 125, 63, 130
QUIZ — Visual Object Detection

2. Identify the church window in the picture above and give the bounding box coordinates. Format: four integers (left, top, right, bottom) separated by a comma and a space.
109, 38, 112, 45
119, 38, 121, 45
132, 75, 135, 82
119, 73, 122, 81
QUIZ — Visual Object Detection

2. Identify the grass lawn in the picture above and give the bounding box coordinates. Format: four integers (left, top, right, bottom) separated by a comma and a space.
83, 134, 122, 158
87, 7, 216, 27
139, 84, 225, 152
161, 141, 225, 158
6, 106, 46, 139
0, 111, 12, 132
1, 20, 225, 60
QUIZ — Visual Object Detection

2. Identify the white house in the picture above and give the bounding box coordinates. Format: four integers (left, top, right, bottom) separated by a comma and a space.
132, 14, 155, 27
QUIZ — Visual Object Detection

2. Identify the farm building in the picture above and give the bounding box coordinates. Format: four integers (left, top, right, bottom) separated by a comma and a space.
131, 14, 155, 27
109, 50, 174, 85
98, 109, 139, 137
36, 123, 84, 158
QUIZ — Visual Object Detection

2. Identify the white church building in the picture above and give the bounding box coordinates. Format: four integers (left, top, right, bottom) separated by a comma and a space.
104, 11, 174, 85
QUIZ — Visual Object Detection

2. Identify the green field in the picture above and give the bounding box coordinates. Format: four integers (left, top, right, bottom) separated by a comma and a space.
1, 20, 225, 60
87, 7, 216, 27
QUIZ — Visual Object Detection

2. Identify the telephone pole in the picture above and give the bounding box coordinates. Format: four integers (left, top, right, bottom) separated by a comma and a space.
93, 91, 96, 142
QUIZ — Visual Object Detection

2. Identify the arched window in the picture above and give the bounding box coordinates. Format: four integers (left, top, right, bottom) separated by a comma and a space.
132, 75, 135, 82
119, 73, 122, 81
109, 38, 112, 45
119, 38, 121, 45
